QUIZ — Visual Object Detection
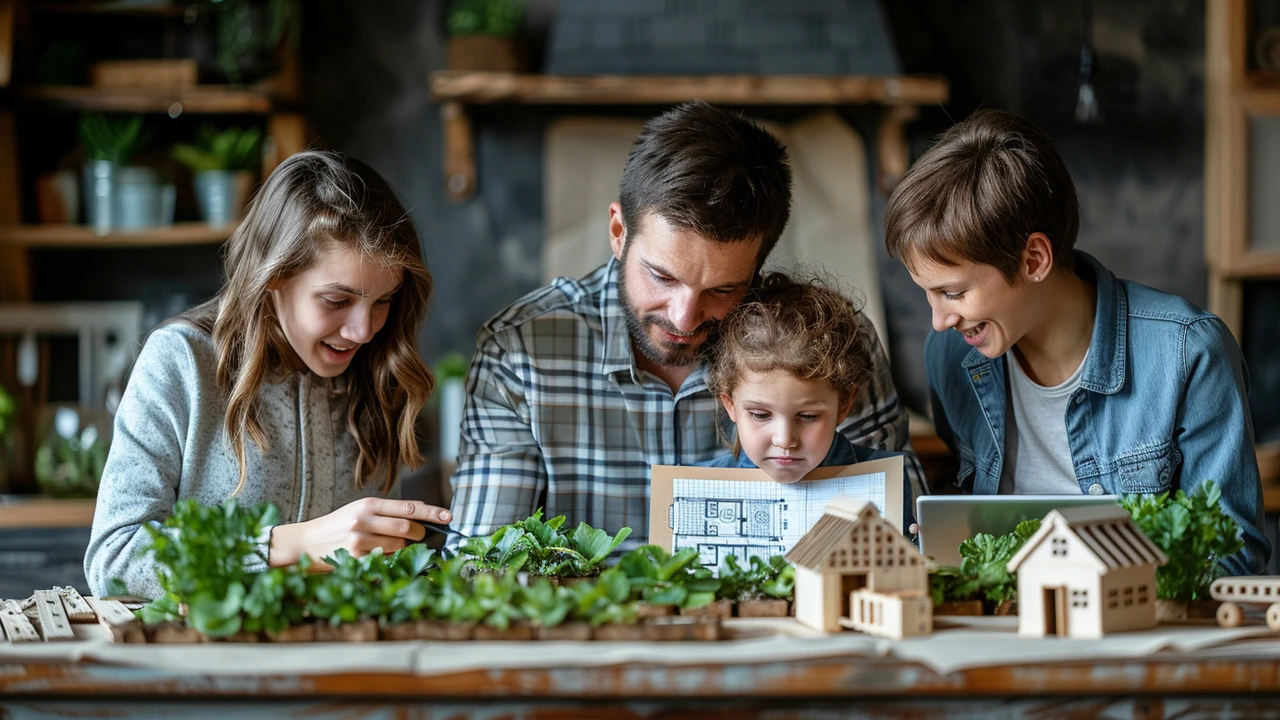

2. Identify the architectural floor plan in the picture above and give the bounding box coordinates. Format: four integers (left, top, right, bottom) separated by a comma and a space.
658, 467, 892, 573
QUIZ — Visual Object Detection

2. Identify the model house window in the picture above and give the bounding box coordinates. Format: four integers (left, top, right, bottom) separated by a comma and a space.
1108, 588, 1119, 609
1071, 589, 1088, 608
1052, 537, 1068, 557
1124, 586, 1134, 607
1138, 584, 1149, 605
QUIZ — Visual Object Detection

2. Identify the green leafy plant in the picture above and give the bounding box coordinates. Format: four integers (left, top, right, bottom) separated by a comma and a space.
617, 545, 719, 610
1120, 481, 1243, 601
203, 0, 300, 84
446, 0, 523, 37
434, 352, 470, 384
0, 384, 16, 442
137, 499, 280, 636
716, 555, 795, 602
171, 124, 264, 173
461, 509, 631, 578
34, 414, 108, 498
929, 519, 1041, 609
79, 113, 148, 165
309, 544, 438, 626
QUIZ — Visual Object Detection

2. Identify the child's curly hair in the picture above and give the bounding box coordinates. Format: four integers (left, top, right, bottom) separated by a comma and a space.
707, 273, 872, 404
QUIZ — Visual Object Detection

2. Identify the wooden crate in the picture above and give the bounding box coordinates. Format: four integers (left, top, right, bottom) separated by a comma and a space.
90, 59, 198, 89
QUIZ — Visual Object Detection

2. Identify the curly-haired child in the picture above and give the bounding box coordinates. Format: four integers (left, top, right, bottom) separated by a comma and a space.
701, 274, 915, 530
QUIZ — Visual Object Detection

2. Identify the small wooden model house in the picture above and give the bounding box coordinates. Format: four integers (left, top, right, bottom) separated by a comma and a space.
1007, 504, 1168, 639
785, 496, 931, 639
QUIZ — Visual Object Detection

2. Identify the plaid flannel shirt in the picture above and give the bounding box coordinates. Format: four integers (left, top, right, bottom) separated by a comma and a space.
448, 258, 926, 547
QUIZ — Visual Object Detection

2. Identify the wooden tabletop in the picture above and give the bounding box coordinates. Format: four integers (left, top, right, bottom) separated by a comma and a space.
0, 497, 95, 528
3, 650, 1280, 717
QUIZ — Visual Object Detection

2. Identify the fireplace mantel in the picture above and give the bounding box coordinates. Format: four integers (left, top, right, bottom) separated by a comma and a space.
429, 71, 949, 202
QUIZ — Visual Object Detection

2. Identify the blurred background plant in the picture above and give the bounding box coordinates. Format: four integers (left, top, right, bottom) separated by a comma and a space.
171, 124, 264, 172
79, 113, 149, 166
446, 0, 524, 37
202, 0, 300, 84
34, 407, 109, 498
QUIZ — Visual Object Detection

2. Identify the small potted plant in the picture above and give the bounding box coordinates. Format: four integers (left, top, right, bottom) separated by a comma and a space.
445, 0, 528, 72
79, 112, 149, 233
0, 383, 16, 492
171, 123, 263, 226
34, 406, 110, 498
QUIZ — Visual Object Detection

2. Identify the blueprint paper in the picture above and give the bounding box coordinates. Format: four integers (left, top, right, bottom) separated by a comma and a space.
649, 458, 905, 573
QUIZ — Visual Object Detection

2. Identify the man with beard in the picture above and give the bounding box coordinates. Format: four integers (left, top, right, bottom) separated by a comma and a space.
448, 100, 924, 546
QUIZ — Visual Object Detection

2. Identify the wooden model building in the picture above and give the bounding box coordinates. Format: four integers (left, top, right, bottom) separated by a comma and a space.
1007, 504, 1168, 639
785, 496, 931, 639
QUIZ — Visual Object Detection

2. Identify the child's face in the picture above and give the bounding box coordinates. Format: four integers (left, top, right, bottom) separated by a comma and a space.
907, 256, 1034, 360
270, 245, 402, 378
720, 369, 851, 484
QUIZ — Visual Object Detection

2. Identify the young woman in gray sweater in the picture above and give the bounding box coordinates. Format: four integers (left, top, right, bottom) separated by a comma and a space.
85, 150, 450, 598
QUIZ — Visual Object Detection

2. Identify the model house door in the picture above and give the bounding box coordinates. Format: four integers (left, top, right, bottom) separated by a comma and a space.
1043, 586, 1068, 637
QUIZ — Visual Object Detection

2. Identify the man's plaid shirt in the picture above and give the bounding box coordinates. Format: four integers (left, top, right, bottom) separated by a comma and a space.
448, 258, 926, 546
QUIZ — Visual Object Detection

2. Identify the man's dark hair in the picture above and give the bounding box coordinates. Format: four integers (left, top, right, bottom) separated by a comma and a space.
618, 100, 793, 264
884, 109, 1080, 280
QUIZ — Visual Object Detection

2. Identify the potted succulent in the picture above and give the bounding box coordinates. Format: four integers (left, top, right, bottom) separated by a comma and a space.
79, 113, 153, 233
445, 0, 528, 72
171, 124, 263, 225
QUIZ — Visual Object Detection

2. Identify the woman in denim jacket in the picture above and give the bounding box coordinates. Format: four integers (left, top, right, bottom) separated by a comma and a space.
883, 109, 1268, 575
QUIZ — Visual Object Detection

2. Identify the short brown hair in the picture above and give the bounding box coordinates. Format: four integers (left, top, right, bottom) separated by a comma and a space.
884, 109, 1080, 280
707, 274, 871, 404
619, 100, 792, 265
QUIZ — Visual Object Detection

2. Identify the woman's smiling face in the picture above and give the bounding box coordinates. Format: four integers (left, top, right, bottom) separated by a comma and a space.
270, 244, 402, 377
908, 256, 1033, 360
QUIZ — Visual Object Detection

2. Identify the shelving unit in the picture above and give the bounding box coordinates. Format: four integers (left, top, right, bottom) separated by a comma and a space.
0, 221, 236, 248
0, 0, 307, 302
429, 70, 949, 202
1205, 0, 1280, 483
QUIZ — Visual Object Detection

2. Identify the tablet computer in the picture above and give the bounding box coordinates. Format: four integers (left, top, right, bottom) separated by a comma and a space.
916, 494, 1121, 567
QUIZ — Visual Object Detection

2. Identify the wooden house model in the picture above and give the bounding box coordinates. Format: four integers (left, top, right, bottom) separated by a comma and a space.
785, 496, 931, 639
1007, 504, 1168, 639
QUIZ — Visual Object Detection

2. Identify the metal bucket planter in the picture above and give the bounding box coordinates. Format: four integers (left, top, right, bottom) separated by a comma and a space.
193, 169, 253, 225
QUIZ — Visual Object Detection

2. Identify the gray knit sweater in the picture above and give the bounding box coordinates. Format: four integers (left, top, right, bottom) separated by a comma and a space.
85, 322, 390, 599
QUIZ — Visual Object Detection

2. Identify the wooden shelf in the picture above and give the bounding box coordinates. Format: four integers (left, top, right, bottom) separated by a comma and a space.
26, 2, 192, 17
428, 71, 949, 202
0, 497, 94, 527
0, 221, 235, 248
13, 85, 274, 114
430, 71, 949, 107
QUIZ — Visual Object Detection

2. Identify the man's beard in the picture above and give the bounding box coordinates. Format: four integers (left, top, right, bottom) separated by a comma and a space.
617, 266, 719, 369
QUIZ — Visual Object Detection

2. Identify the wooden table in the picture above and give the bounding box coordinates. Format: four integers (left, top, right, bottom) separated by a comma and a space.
3, 643, 1280, 718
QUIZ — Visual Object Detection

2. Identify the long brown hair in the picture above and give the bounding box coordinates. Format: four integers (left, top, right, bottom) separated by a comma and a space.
184, 150, 434, 495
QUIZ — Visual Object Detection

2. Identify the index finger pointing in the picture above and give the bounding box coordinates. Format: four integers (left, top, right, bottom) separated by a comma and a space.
373, 499, 452, 525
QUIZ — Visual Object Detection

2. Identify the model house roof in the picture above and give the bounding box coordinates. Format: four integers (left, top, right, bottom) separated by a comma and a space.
786, 496, 908, 569
1006, 504, 1169, 574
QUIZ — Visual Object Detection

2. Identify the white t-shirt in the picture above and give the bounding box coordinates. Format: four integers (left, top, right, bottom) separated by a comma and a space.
998, 349, 1088, 494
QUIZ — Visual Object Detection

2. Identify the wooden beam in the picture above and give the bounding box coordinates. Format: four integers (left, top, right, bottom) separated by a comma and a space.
431, 72, 949, 107
0, 111, 26, 301
32, 590, 76, 642
441, 101, 476, 202
0, 221, 235, 248
86, 597, 143, 643
875, 106, 917, 194
58, 587, 95, 623
265, 112, 307, 176
0, 599, 38, 643
16, 86, 273, 114
0, 0, 14, 88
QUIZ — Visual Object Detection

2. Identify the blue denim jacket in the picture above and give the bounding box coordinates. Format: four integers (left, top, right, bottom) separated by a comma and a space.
925, 251, 1269, 575
699, 434, 915, 530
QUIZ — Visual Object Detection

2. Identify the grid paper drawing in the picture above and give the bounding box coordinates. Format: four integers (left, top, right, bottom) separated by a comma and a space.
667, 471, 887, 573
